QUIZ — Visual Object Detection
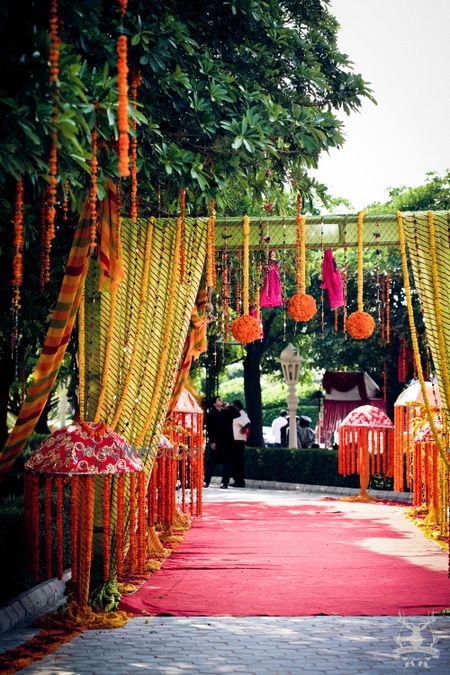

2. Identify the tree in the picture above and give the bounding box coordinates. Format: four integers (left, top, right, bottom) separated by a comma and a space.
367, 171, 450, 213
0, 0, 374, 445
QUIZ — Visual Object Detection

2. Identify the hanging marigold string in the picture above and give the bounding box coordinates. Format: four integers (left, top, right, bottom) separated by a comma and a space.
385, 273, 391, 344
62, 179, 69, 222
346, 211, 375, 339
117, 34, 130, 177
231, 216, 261, 344
296, 194, 305, 295
102, 474, 111, 581
78, 282, 86, 421
288, 195, 317, 323
56, 477, 63, 579
116, 475, 125, 579
137, 471, 146, 575
89, 126, 98, 248
178, 189, 186, 283
12, 177, 24, 313
130, 71, 142, 224
206, 200, 216, 288
45, 476, 52, 579
40, 196, 47, 291
49, 0, 60, 84
46, 105, 58, 281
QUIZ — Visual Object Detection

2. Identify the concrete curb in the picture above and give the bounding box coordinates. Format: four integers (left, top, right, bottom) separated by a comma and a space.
211, 476, 412, 503
0, 569, 71, 633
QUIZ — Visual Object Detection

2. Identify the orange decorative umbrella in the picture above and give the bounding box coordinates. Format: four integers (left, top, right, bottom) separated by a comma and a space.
338, 405, 394, 500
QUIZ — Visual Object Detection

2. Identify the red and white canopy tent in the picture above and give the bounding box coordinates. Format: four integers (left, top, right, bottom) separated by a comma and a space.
321, 370, 385, 446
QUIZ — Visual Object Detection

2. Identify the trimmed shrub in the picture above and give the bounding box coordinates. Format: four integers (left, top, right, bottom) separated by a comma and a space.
243, 446, 394, 490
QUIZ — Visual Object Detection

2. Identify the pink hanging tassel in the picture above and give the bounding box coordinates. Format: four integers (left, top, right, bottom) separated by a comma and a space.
321, 249, 344, 310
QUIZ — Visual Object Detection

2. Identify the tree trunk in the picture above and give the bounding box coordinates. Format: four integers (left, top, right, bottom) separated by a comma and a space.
243, 341, 265, 447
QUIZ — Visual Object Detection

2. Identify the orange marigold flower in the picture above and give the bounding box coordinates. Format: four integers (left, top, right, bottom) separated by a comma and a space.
231, 314, 262, 344
346, 310, 375, 340
288, 293, 317, 322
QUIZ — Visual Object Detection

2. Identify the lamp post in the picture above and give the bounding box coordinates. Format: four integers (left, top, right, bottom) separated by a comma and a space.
280, 344, 302, 449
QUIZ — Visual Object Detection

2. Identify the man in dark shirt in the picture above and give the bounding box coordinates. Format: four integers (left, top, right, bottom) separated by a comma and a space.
204, 396, 238, 488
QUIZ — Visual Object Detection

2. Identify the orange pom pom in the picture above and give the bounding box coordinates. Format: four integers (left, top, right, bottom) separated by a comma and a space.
288, 293, 317, 322
231, 314, 262, 344
346, 310, 375, 339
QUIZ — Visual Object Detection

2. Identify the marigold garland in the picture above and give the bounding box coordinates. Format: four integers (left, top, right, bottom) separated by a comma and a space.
12, 177, 24, 312
242, 216, 250, 314
56, 477, 63, 579
130, 71, 142, 223
397, 211, 449, 469
178, 189, 186, 283
40, 196, 47, 291
71, 476, 79, 583
77, 282, 86, 420
46, 106, 58, 282
289, 196, 316, 322
117, 34, 130, 177
49, 0, 61, 85
385, 273, 391, 343
206, 199, 216, 288
288, 292, 317, 322
45, 476, 52, 579
346, 211, 374, 339
232, 216, 261, 343
116, 475, 125, 579
89, 127, 98, 248
102, 474, 111, 581
137, 471, 146, 575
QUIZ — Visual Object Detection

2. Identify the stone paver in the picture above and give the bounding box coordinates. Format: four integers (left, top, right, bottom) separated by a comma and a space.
5, 616, 448, 674
0, 486, 448, 674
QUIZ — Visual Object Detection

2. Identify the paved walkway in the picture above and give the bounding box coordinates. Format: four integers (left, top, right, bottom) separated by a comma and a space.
1, 487, 449, 674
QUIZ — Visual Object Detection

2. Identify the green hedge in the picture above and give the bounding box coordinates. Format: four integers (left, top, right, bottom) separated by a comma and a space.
262, 403, 318, 427
243, 446, 394, 491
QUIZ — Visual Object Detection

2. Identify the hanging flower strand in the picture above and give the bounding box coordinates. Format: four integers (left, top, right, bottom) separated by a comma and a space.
89, 125, 98, 248
288, 194, 317, 322
178, 189, 186, 283
45, 0, 61, 284
130, 71, 142, 223
206, 199, 216, 288
346, 211, 375, 339
117, 34, 130, 177
49, 0, 61, 85
231, 216, 261, 344
12, 177, 25, 313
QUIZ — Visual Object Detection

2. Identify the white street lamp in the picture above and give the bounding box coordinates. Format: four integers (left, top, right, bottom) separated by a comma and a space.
280, 343, 303, 449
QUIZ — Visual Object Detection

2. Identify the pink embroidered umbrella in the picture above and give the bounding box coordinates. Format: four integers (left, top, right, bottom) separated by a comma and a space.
24, 421, 145, 608
339, 405, 394, 500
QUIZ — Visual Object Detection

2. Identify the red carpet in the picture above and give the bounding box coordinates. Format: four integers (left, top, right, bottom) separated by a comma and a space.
121, 500, 450, 616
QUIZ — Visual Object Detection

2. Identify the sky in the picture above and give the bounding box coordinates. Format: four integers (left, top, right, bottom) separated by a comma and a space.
313, 0, 450, 210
